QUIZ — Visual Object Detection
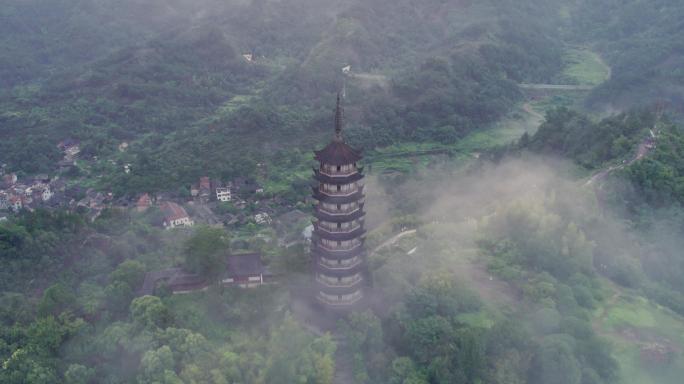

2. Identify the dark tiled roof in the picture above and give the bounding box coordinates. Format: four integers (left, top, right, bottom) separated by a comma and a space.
140, 268, 208, 295
314, 141, 362, 166
225, 253, 270, 277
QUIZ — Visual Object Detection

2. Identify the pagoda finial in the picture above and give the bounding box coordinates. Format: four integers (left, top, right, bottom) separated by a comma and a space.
334, 93, 343, 142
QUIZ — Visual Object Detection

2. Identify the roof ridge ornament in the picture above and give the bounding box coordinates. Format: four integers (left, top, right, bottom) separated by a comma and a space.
334, 93, 343, 142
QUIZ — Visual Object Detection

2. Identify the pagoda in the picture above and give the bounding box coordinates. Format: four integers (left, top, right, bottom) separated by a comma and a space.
311, 95, 366, 308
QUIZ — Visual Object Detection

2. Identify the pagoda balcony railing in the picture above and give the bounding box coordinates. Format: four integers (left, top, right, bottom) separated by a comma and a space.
316, 223, 363, 234
317, 206, 362, 216
318, 187, 361, 197
318, 256, 362, 269
316, 290, 363, 306
318, 168, 359, 178
317, 242, 362, 253
316, 274, 363, 288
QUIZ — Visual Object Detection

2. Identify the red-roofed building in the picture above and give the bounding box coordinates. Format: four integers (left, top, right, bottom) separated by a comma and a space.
161, 201, 194, 229
8, 195, 23, 212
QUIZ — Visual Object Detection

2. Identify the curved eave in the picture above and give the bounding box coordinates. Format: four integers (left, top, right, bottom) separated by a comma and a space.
313, 207, 365, 222
312, 187, 365, 204
315, 261, 364, 277
315, 280, 364, 295
313, 170, 364, 184
313, 227, 366, 241
314, 142, 363, 166
311, 244, 365, 259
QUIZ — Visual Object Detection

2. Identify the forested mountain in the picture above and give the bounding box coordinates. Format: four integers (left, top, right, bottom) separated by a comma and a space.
2, 1, 684, 384
570, 0, 684, 111
0, 0, 566, 192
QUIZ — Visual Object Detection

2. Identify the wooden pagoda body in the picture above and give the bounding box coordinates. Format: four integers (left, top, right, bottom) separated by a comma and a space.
311, 96, 366, 308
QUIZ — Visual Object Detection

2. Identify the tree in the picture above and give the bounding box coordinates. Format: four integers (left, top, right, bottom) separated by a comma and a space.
38, 283, 77, 317
529, 337, 582, 384
110, 260, 146, 289
389, 357, 428, 384
64, 364, 94, 384
184, 226, 230, 280
339, 310, 386, 382
130, 296, 170, 330
138, 346, 182, 384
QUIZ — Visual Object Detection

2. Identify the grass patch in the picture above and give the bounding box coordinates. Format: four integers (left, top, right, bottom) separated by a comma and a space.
602, 296, 657, 329
557, 48, 611, 86
456, 311, 495, 328
593, 290, 684, 384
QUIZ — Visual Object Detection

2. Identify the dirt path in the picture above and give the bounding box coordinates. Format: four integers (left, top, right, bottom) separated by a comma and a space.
370, 229, 417, 254
522, 102, 545, 124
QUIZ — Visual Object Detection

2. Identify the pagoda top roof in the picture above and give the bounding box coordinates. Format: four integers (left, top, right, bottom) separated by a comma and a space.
314, 141, 362, 165
314, 93, 363, 165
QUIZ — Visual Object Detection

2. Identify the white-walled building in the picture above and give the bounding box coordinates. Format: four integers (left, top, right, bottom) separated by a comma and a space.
216, 187, 232, 202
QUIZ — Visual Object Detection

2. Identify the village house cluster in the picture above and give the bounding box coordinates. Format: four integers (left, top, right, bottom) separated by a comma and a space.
0, 169, 118, 221
189, 176, 264, 204
0, 172, 56, 212
1, 134, 285, 234
131, 175, 274, 230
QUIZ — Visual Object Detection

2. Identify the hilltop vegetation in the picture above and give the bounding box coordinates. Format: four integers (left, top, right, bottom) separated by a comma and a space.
0, 0, 567, 195
570, 0, 684, 110
3, 1, 684, 383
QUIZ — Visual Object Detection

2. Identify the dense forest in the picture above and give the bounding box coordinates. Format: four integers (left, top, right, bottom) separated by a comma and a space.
2, 0, 684, 383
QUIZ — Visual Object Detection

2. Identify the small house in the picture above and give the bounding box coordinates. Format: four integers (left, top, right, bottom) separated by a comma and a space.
161, 201, 194, 229
199, 177, 211, 203
140, 268, 209, 296
216, 187, 232, 202
222, 252, 273, 287
254, 212, 272, 225
8, 195, 22, 212
139, 252, 272, 295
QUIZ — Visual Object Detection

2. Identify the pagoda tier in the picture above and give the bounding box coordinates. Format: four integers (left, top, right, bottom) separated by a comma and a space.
314, 257, 365, 276
311, 187, 365, 204
311, 241, 366, 259
314, 279, 364, 295
313, 169, 364, 184
311, 94, 367, 309
313, 205, 365, 222
312, 226, 366, 241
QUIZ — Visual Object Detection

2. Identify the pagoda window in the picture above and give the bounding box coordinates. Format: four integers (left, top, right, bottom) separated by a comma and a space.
337, 165, 341, 171
337, 223, 341, 229
337, 185, 341, 191
337, 204, 341, 210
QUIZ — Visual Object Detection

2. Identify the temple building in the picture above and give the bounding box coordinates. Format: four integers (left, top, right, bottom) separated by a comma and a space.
311, 95, 367, 308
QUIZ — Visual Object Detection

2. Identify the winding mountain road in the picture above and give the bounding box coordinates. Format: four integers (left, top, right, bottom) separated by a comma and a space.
584, 137, 655, 187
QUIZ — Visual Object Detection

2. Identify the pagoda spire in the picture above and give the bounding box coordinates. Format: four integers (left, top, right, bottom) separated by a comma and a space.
334, 93, 343, 142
